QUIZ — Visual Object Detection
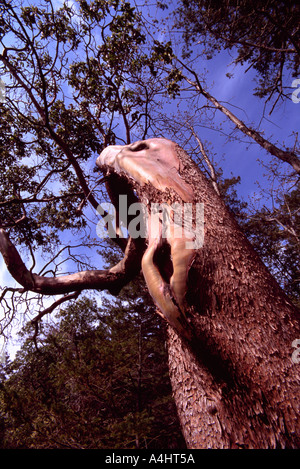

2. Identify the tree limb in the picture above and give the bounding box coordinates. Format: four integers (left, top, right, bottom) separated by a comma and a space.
179, 62, 300, 174
187, 124, 220, 195
0, 228, 144, 296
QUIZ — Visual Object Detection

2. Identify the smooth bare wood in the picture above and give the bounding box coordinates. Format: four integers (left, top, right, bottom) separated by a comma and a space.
0, 228, 144, 295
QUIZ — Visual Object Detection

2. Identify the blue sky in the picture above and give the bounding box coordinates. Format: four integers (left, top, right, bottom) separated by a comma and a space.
152, 0, 300, 203
173, 48, 299, 201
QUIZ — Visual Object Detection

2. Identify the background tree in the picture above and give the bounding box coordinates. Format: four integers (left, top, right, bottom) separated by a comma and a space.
0, 266, 184, 448
175, 0, 300, 106
242, 180, 300, 308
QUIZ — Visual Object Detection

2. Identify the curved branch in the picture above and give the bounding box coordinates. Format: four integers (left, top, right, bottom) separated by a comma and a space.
0, 52, 101, 217
0, 229, 144, 296
187, 124, 220, 195
30, 291, 82, 346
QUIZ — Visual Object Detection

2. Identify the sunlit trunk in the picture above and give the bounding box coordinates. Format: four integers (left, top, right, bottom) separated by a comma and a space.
98, 139, 300, 449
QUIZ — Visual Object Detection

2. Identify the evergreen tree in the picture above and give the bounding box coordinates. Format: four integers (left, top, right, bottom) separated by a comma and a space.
0, 289, 184, 448
175, 0, 300, 103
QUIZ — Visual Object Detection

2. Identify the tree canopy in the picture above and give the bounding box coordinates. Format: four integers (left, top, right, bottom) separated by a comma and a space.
0, 278, 185, 448
176, 0, 300, 105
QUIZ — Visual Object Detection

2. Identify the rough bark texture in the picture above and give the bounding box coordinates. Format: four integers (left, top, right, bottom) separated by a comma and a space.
168, 145, 300, 449
98, 139, 300, 449
1, 138, 299, 448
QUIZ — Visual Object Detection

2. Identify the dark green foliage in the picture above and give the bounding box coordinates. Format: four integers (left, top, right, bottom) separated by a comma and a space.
0, 291, 185, 449
0, 238, 185, 448
0, 0, 299, 450
176, 0, 300, 101
242, 183, 300, 308
0, 0, 162, 252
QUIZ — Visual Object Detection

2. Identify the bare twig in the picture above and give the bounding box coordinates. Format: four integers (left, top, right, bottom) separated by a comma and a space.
30, 290, 82, 347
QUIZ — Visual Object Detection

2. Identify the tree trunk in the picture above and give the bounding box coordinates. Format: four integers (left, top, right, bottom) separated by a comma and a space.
97, 139, 300, 449
1, 138, 299, 448
166, 145, 300, 449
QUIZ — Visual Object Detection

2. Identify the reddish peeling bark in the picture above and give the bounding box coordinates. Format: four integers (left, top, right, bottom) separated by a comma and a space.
97, 138, 300, 449
1, 138, 299, 448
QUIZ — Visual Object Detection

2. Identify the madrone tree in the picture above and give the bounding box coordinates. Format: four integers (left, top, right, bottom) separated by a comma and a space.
1, 137, 300, 448
0, 0, 299, 449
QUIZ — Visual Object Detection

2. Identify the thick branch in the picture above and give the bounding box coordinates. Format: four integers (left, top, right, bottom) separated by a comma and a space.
0, 51, 129, 250
0, 229, 144, 296
44, 126, 100, 208
0, 51, 100, 208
